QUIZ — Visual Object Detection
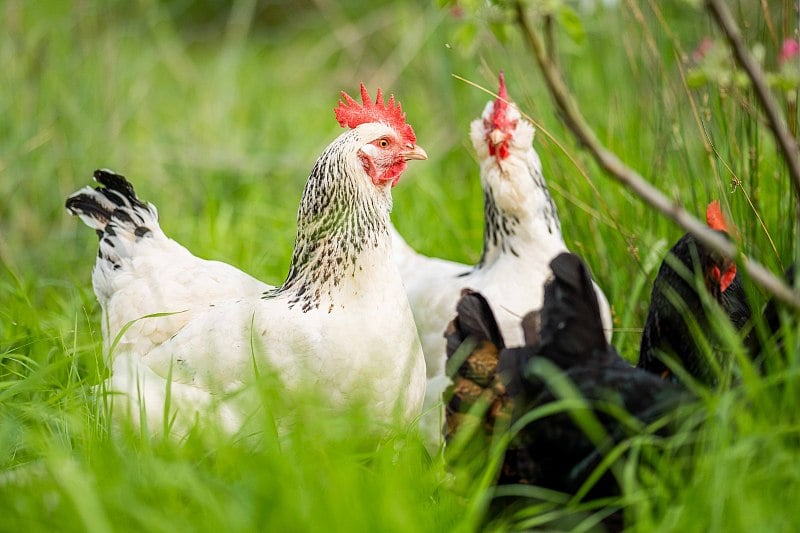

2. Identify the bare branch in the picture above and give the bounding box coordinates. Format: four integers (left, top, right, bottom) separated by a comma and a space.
512, 2, 800, 311
706, 0, 800, 204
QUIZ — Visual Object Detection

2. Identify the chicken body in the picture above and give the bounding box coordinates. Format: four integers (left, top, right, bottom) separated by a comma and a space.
638, 203, 752, 384
445, 254, 689, 513
392, 73, 612, 448
67, 99, 428, 435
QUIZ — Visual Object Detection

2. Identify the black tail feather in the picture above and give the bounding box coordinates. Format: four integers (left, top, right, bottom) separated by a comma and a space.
445, 288, 506, 358
65, 193, 114, 227
66, 169, 154, 234
538, 253, 607, 365
92, 169, 148, 211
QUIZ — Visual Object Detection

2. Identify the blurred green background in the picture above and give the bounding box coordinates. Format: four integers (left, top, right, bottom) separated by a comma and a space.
2, 1, 800, 531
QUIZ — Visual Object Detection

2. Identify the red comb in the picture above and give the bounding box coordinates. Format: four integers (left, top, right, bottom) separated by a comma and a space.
490, 70, 515, 136
494, 71, 509, 117
486, 71, 515, 159
335, 84, 416, 144
705, 200, 728, 232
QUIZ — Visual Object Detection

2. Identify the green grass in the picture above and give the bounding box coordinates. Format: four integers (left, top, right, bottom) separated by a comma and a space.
2, 0, 800, 531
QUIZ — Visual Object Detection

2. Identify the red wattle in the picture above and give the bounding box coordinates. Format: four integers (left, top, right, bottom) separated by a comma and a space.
720, 266, 736, 293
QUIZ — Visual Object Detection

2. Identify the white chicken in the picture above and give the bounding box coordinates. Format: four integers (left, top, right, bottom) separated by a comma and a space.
392, 72, 612, 448
67, 85, 428, 436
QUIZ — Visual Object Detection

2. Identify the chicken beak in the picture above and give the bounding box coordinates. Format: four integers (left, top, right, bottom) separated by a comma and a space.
402, 144, 428, 161
489, 129, 506, 147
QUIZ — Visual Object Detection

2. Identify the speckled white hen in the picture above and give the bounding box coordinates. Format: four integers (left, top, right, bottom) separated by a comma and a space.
392, 73, 612, 447
66, 85, 428, 435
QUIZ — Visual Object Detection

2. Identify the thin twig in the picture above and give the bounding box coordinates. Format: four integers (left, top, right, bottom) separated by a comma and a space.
513, 2, 800, 311
706, 0, 800, 204
758, 0, 779, 46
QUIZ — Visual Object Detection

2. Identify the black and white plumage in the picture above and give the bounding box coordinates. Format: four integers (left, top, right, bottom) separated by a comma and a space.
391, 73, 612, 448
66, 86, 428, 435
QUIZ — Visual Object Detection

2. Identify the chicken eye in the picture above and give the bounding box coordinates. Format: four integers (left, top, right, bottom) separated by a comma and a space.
378, 139, 389, 148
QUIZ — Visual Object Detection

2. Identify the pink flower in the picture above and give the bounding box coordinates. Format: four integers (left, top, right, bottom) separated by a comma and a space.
692, 37, 714, 62
780, 38, 800, 64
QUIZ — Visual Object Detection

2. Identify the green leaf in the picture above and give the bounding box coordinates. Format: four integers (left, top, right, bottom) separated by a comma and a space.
557, 4, 586, 45
489, 21, 510, 43
452, 21, 478, 51
686, 69, 710, 88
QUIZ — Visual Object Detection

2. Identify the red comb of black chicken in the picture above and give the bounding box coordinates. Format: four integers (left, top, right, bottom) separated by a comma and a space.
637, 230, 752, 385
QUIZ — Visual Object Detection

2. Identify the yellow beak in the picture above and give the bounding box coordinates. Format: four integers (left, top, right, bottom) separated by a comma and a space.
402, 144, 428, 161
489, 129, 506, 147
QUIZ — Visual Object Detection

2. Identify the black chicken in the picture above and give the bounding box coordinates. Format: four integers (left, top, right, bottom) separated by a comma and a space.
445, 204, 791, 528
637, 201, 752, 384
445, 253, 692, 506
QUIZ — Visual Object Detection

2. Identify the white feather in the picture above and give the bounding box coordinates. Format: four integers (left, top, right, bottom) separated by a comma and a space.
71, 121, 427, 437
